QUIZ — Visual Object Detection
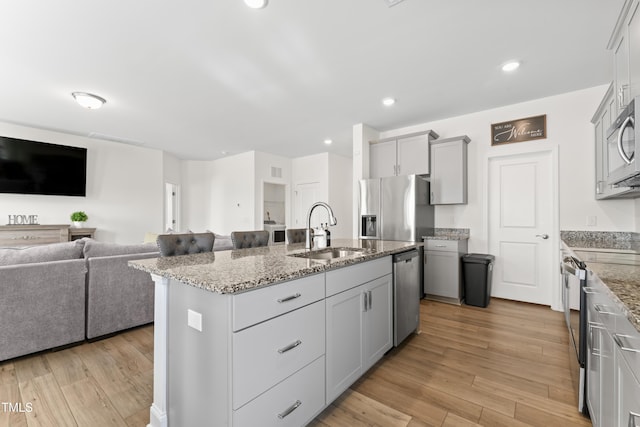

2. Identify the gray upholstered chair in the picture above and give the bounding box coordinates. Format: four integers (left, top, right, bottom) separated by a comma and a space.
286, 228, 310, 244
230, 230, 269, 249
156, 232, 215, 257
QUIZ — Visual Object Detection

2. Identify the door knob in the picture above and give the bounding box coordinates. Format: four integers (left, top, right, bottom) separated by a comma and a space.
536, 234, 549, 240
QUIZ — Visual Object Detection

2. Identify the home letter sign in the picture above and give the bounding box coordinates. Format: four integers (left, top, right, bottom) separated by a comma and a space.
7, 214, 39, 225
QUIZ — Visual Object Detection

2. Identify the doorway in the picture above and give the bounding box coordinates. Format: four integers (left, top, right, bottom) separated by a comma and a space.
486, 147, 559, 308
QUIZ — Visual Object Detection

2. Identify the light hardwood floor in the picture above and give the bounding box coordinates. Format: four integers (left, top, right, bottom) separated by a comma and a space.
0, 299, 592, 427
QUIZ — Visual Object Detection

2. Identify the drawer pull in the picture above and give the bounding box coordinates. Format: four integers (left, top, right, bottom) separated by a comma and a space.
277, 400, 302, 419
629, 411, 640, 427
613, 334, 640, 353
434, 244, 446, 248
277, 293, 301, 303
583, 287, 599, 294
11, 235, 41, 240
277, 339, 302, 354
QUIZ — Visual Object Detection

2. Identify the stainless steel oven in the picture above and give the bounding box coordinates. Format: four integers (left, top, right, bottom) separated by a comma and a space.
607, 96, 640, 187
561, 251, 588, 414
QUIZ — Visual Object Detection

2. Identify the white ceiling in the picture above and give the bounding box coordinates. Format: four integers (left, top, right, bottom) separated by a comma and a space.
0, 0, 624, 160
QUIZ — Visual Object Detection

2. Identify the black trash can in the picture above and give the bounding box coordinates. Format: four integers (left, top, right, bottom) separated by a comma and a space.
461, 253, 495, 307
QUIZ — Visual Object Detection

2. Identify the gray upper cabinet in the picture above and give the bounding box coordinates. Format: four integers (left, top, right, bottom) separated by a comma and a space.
429, 135, 470, 205
609, 0, 640, 113
592, 83, 640, 199
369, 130, 438, 178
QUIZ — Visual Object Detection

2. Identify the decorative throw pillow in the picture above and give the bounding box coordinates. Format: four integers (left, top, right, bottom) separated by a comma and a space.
0, 240, 86, 266
83, 239, 158, 258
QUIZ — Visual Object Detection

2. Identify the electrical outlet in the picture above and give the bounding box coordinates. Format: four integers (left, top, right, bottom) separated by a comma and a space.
187, 309, 202, 332
586, 216, 597, 226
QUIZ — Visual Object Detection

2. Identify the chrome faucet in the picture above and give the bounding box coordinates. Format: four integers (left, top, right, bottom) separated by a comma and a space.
305, 202, 337, 250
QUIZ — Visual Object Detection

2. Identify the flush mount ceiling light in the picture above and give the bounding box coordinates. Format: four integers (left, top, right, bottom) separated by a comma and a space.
382, 97, 396, 107
324, 139, 333, 145
384, 0, 407, 7
72, 92, 106, 109
244, 0, 267, 8
501, 61, 520, 72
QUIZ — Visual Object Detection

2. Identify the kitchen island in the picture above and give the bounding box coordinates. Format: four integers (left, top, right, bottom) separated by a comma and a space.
130, 238, 420, 427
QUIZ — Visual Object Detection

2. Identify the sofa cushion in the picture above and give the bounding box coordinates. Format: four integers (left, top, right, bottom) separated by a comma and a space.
83, 239, 158, 258
0, 240, 86, 266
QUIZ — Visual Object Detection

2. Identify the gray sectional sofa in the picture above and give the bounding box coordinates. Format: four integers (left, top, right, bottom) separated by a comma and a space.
0, 238, 159, 362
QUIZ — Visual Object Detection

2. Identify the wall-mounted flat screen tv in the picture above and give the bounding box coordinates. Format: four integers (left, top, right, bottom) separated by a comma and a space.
0, 136, 87, 196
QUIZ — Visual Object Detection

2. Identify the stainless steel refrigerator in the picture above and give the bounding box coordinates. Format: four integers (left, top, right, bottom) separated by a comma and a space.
358, 174, 433, 346
358, 174, 434, 242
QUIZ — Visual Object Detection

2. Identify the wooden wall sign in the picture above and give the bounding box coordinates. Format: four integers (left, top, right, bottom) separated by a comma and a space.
491, 114, 547, 146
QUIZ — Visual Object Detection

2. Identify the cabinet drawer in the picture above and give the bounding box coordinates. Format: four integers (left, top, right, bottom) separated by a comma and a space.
613, 315, 640, 382
233, 356, 325, 427
0, 228, 66, 247
232, 273, 324, 331
424, 239, 462, 252
326, 256, 391, 297
233, 300, 325, 409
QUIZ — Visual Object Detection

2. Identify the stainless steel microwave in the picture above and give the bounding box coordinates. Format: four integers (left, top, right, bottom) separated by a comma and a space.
607, 96, 640, 187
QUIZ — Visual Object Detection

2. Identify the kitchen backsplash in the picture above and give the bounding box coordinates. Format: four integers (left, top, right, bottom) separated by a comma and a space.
561, 230, 640, 251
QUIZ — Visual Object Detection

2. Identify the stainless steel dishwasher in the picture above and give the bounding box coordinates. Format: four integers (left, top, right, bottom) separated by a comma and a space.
393, 248, 421, 346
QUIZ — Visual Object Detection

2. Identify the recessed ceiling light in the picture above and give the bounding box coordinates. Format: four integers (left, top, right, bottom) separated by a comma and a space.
382, 97, 396, 106
244, 0, 267, 8
324, 139, 333, 145
72, 92, 106, 109
501, 61, 520, 72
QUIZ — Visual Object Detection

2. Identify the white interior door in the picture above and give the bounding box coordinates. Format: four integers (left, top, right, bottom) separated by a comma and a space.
488, 150, 556, 306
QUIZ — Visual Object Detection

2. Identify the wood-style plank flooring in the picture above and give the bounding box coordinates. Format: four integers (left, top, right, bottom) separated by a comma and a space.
0, 298, 592, 426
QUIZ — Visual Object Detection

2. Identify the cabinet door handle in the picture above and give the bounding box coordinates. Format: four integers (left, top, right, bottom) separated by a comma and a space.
277, 293, 301, 303
277, 400, 302, 419
368, 290, 373, 309
629, 411, 640, 427
277, 339, 302, 354
397, 164, 400, 175
363, 292, 368, 312
430, 191, 434, 204
613, 334, 640, 353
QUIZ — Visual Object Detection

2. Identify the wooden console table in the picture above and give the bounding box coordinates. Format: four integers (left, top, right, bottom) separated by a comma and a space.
0, 224, 96, 247
68, 227, 96, 241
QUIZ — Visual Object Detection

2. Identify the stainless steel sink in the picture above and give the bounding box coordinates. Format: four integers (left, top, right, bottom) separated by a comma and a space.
289, 247, 367, 261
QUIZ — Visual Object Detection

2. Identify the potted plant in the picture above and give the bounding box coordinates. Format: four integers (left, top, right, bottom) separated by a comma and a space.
70, 211, 88, 228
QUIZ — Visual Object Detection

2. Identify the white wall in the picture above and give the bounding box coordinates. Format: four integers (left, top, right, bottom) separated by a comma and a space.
356, 85, 637, 252
0, 122, 164, 243
180, 160, 212, 232
328, 153, 352, 239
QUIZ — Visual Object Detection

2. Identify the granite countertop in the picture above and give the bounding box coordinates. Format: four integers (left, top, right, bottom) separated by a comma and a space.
129, 238, 420, 295
562, 231, 640, 332
423, 228, 470, 241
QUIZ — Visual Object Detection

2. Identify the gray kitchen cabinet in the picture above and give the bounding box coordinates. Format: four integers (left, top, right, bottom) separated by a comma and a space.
616, 344, 640, 427
592, 83, 639, 199
325, 257, 392, 403
585, 270, 640, 427
609, 0, 640, 112
369, 130, 438, 178
429, 135, 470, 205
423, 239, 468, 304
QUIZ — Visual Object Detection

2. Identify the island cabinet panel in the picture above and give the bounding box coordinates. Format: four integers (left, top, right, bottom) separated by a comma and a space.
325, 257, 393, 403
232, 300, 325, 409
232, 272, 325, 331
233, 356, 326, 427
325, 285, 365, 402
326, 256, 391, 297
